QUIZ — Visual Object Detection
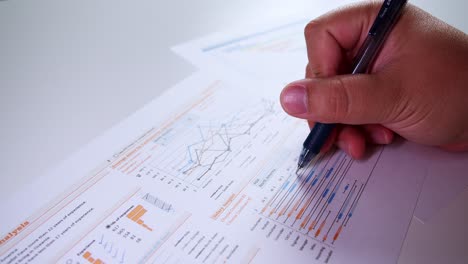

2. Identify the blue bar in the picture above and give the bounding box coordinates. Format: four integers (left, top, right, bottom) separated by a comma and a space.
202, 20, 307, 52
305, 170, 315, 183
289, 183, 297, 193
325, 168, 333, 178
311, 178, 318, 186
328, 193, 336, 203
322, 189, 329, 198
282, 181, 290, 190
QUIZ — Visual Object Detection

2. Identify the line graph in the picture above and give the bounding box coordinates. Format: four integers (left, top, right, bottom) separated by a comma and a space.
147, 99, 283, 188
180, 107, 271, 179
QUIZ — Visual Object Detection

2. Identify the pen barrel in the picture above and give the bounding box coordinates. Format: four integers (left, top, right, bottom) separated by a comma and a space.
298, 0, 407, 168
303, 123, 335, 155
352, 0, 407, 74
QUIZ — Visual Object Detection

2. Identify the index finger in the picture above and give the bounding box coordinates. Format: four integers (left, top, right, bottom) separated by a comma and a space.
304, 2, 381, 78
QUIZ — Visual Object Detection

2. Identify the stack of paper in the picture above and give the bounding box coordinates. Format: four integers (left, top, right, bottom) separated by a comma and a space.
0, 17, 467, 264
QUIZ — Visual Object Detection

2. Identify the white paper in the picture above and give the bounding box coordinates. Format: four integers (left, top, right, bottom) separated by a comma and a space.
413, 148, 468, 223
0, 73, 426, 263
172, 17, 309, 86
172, 18, 468, 223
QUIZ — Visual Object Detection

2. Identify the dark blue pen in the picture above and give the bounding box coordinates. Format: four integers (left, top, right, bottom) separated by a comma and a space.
297, 0, 408, 173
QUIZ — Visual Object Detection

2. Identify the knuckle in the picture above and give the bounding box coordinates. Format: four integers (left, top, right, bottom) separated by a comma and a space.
305, 64, 312, 78
304, 20, 322, 39
306, 64, 324, 78
325, 78, 352, 122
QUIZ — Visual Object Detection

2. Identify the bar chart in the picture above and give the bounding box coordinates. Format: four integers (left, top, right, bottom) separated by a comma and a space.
259, 147, 383, 246
82, 251, 104, 264
126, 205, 153, 232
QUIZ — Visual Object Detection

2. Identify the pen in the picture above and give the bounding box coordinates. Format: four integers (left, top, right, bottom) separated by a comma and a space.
296, 0, 408, 173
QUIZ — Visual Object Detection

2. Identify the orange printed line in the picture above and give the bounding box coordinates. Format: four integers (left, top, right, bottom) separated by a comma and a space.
0, 171, 110, 255
268, 207, 277, 217
119, 83, 218, 170
288, 198, 303, 218
308, 220, 317, 232
278, 205, 288, 217
297, 194, 315, 220
118, 152, 142, 171
218, 119, 302, 223
112, 81, 217, 170
113, 147, 142, 170
246, 248, 260, 264
333, 225, 343, 242
227, 197, 251, 225
261, 202, 270, 214
126, 155, 152, 175
296, 207, 306, 220
314, 220, 326, 238
121, 160, 138, 174
55, 188, 141, 261
1, 83, 218, 255
301, 214, 311, 229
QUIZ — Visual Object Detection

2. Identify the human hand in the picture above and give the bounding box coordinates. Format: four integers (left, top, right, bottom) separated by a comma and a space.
280, 2, 468, 159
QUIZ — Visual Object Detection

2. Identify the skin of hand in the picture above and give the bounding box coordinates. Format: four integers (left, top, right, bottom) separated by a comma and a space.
280, 2, 468, 159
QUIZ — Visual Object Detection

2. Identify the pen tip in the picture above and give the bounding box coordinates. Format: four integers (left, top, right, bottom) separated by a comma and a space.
296, 167, 301, 175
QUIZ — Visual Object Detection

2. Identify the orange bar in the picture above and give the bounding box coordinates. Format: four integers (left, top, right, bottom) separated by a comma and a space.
127, 205, 143, 219
269, 208, 275, 217
333, 225, 343, 242
83, 252, 91, 259
94, 259, 103, 264
289, 199, 303, 218
296, 208, 306, 220
278, 205, 288, 217
314, 228, 321, 237
137, 219, 144, 225
314, 220, 326, 238
308, 220, 317, 232
297, 194, 315, 220
146, 227, 153, 231
322, 235, 327, 242
261, 203, 269, 213
88, 257, 95, 263
300, 214, 311, 229
131, 208, 147, 222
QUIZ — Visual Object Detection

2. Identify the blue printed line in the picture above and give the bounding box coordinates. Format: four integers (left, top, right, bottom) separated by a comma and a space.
202, 19, 307, 52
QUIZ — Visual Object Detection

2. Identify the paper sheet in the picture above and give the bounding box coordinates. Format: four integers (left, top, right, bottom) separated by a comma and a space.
0, 73, 426, 263
172, 19, 468, 222
172, 18, 309, 85
413, 148, 468, 223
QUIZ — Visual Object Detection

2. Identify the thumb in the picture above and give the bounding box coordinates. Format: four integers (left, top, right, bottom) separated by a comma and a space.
280, 74, 401, 125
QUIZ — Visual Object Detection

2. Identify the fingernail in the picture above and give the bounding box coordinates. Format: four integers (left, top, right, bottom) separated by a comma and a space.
281, 84, 308, 115
371, 129, 392, 144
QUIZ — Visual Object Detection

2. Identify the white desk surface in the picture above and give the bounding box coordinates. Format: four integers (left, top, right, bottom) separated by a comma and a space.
0, 0, 467, 263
